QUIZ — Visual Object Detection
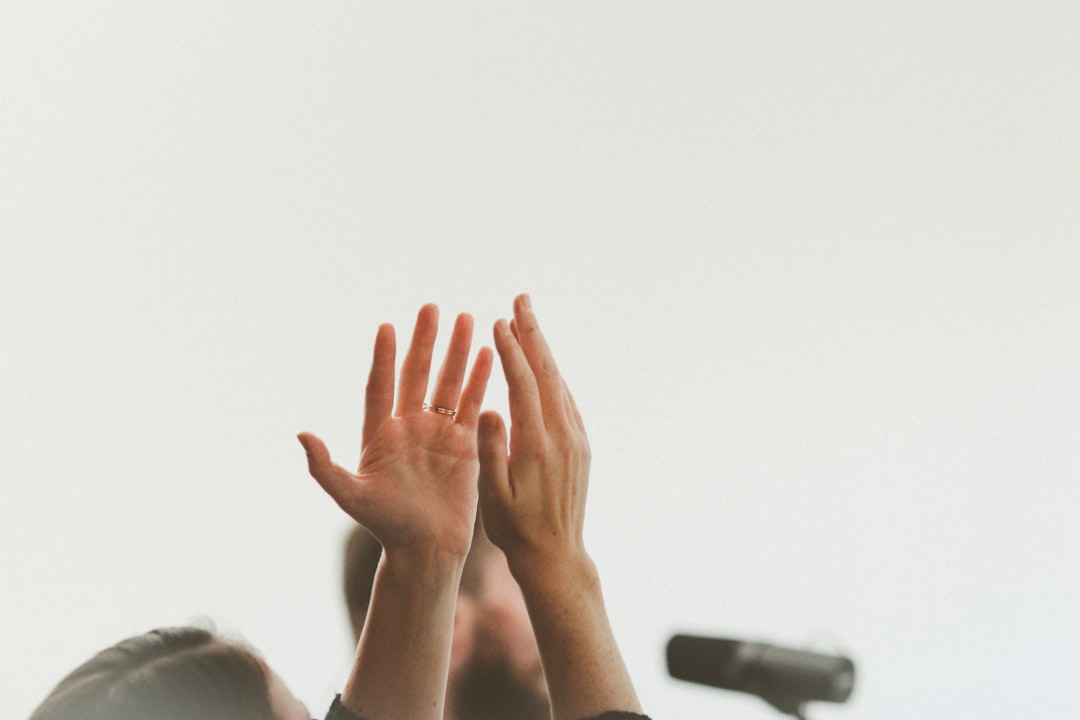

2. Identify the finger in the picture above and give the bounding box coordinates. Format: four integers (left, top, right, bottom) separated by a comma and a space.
493, 318, 544, 438
513, 299, 580, 431
454, 346, 493, 429
395, 303, 439, 415
511, 294, 566, 427
298, 432, 360, 508
563, 378, 587, 433
429, 313, 474, 412
477, 411, 512, 518
363, 323, 396, 448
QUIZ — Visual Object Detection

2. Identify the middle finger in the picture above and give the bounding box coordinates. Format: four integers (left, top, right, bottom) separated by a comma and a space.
395, 303, 439, 415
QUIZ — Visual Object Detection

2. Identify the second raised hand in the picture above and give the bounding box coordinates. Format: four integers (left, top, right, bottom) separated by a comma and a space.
476, 294, 643, 720
299, 304, 494, 559
477, 293, 592, 575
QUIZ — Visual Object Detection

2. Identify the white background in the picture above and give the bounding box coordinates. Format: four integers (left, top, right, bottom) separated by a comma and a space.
2, 3, 1078, 718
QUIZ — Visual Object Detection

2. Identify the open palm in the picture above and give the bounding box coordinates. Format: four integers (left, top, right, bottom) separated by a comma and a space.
300, 305, 492, 558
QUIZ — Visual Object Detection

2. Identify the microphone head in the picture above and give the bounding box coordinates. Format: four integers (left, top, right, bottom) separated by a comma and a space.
666, 635, 743, 688
667, 634, 855, 708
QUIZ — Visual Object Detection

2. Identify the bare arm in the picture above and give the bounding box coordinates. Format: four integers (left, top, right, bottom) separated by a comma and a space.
300, 305, 492, 720
478, 294, 642, 720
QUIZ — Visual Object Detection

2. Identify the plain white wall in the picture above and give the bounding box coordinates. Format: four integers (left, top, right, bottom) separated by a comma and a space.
2, 3, 1078, 718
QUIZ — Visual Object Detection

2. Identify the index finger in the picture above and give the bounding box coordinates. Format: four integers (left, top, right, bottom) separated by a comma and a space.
510, 294, 566, 428
493, 318, 544, 439
363, 323, 396, 448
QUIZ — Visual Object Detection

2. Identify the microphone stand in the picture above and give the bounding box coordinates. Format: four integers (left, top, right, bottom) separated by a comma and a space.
762, 694, 809, 720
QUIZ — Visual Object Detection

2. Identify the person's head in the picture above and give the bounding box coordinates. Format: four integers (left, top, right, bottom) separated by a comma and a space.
345, 522, 548, 720
31, 626, 310, 720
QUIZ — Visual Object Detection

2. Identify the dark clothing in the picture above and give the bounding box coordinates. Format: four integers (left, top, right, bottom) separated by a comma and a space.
324, 695, 359, 720
325, 694, 651, 720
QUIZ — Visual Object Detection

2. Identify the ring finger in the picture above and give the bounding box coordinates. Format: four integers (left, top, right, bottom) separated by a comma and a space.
427, 313, 474, 415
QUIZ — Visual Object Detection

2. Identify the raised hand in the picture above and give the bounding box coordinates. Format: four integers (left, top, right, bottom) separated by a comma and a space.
298, 304, 494, 720
478, 294, 642, 720
476, 294, 591, 574
299, 303, 493, 559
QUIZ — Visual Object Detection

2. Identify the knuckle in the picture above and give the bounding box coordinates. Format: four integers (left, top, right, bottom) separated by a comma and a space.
552, 426, 587, 452
515, 445, 547, 466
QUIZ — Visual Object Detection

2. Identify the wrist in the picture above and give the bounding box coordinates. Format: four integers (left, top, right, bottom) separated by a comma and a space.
381, 543, 468, 584
507, 547, 599, 599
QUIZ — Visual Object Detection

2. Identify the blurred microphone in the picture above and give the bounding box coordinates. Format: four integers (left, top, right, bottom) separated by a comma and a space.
666, 634, 855, 715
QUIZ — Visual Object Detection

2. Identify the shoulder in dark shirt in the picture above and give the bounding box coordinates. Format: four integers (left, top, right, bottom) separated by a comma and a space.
324, 695, 651, 720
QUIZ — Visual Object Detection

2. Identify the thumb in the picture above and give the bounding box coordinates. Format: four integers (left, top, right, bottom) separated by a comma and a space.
476, 411, 511, 516
297, 431, 357, 507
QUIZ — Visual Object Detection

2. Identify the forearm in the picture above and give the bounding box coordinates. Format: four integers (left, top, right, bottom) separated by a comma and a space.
341, 547, 465, 720
512, 552, 642, 720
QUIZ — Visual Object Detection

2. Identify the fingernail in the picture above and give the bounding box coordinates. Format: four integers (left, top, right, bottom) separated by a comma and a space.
521, 293, 532, 310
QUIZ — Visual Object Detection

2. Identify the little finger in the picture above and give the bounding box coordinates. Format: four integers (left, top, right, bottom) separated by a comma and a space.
454, 346, 493, 429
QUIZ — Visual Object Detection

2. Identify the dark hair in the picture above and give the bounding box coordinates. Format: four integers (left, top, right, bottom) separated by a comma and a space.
31, 626, 275, 720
